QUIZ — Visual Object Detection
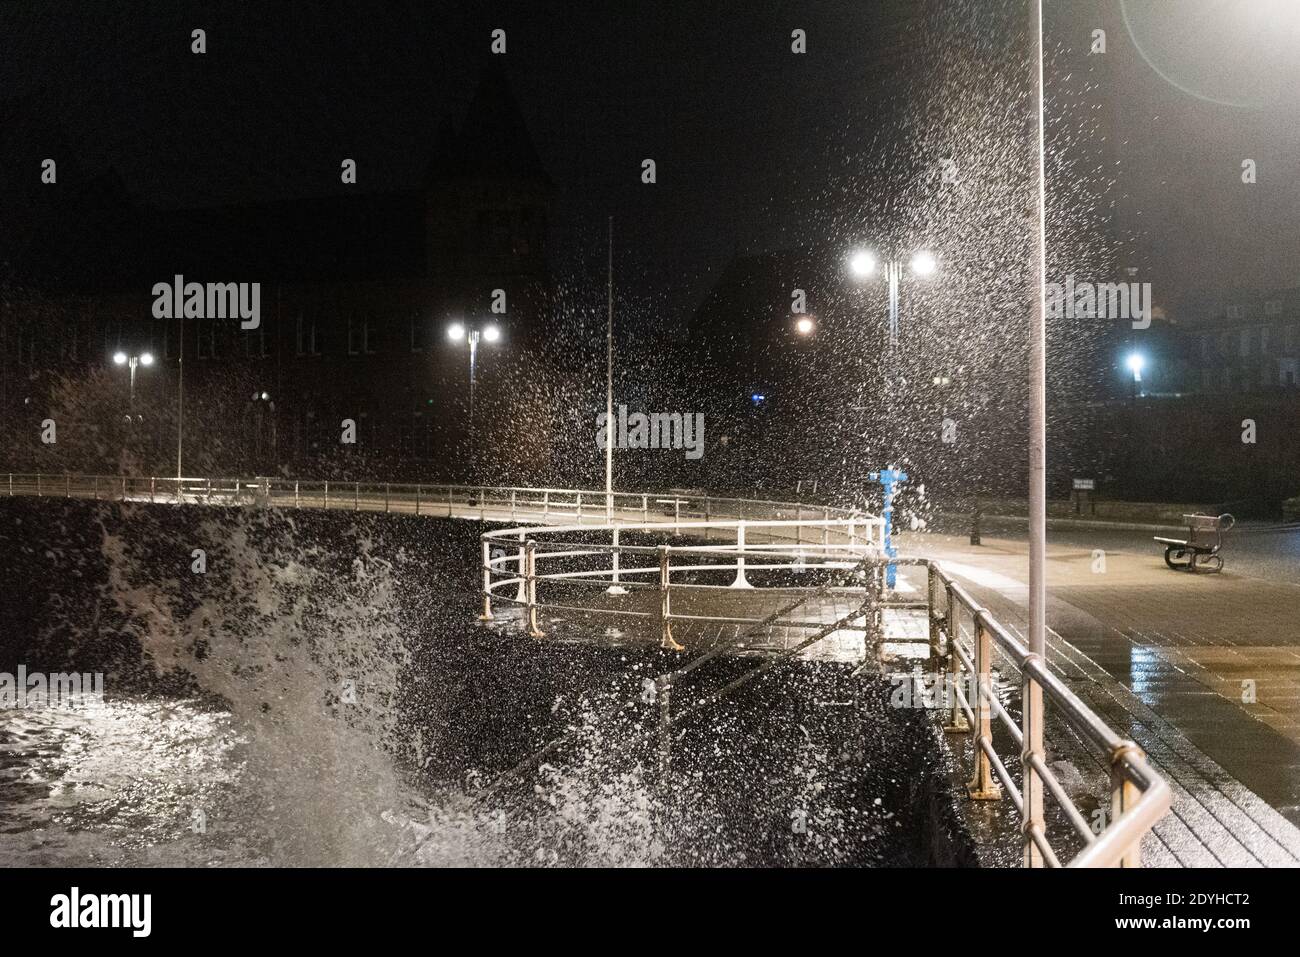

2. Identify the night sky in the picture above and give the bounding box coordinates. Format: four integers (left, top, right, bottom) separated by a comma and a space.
3, 0, 1299, 320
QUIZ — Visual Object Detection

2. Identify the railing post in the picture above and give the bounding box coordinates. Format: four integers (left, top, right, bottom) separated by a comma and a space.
642, 495, 648, 523
968, 615, 1002, 800
295, 480, 300, 508
354, 482, 359, 511
324, 481, 329, 509
730, 522, 752, 588
479, 539, 494, 621
543, 490, 549, 517
515, 533, 527, 603
927, 565, 943, 676
385, 483, 390, 512
480, 487, 485, 522
93, 475, 99, 501
658, 545, 683, 650
1023, 658, 1047, 867
121, 476, 126, 501
7, 474, 11, 496
944, 585, 970, 733
150, 476, 155, 503
447, 487, 452, 518
606, 527, 628, 595
36, 473, 41, 497
510, 489, 517, 519
414, 484, 420, 515
1109, 742, 1145, 868
576, 491, 583, 523
822, 506, 830, 546
525, 539, 544, 638
865, 562, 882, 649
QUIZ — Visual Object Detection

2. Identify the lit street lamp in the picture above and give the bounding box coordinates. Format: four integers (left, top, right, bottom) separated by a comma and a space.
112, 350, 153, 404
846, 247, 938, 347
446, 320, 502, 475
1126, 351, 1147, 401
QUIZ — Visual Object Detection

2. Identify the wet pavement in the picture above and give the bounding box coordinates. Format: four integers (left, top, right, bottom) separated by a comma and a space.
900, 526, 1300, 866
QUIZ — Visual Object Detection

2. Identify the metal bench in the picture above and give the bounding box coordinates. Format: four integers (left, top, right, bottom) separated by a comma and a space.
1154, 513, 1234, 573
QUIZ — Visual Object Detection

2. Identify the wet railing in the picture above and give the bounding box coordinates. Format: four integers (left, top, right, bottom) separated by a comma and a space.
3, 471, 1170, 866
479, 521, 1171, 869
1, 472, 867, 530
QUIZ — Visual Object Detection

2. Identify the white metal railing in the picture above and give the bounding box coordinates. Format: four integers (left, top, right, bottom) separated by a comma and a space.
478, 520, 1171, 869
0, 472, 866, 530
4, 471, 1170, 866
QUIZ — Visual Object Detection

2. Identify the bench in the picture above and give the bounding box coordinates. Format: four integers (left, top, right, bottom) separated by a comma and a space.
1154, 513, 1234, 573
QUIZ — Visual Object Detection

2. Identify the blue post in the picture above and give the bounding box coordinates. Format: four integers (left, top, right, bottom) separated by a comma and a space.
869, 466, 908, 588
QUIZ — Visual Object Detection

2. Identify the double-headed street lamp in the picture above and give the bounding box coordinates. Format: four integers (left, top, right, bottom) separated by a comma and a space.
446, 321, 502, 425
446, 321, 502, 477
847, 248, 938, 347
112, 350, 153, 404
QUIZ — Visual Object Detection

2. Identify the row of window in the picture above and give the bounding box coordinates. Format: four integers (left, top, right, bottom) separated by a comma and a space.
6, 315, 456, 364
1198, 324, 1300, 361
1225, 300, 1289, 319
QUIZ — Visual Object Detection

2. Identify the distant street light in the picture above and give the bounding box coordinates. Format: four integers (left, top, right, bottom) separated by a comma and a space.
847, 247, 938, 347
795, 316, 815, 335
112, 350, 154, 404
849, 250, 876, 278
446, 320, 503, 476
1126, 351, 1147, 401
1126, 351, 1146, 382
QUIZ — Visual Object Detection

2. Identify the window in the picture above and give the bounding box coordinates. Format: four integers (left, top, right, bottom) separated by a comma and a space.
196, 319, 216, 359
243, 323, 266, 358
347, 314, 361, 355
364, 317, 378, 354
1265, 300, 1282, 316
1226, 304, 1244, 319
296, 312, 319, 356
1240, 329, 1252, 356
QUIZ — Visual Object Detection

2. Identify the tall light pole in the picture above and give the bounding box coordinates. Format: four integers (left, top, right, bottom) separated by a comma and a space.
176, 318, 184, 481
112, 350, 153, 405
447, 320, 501, 478
606, 216, 614, 518
1025, 0, 1048, 868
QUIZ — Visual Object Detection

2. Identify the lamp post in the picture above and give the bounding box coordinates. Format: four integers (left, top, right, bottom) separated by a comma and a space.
1025, 0, 1048, 869
1126, 351, 1146, 401
447, 320, 501, 478
112, 350, 153, 405
847, 248, 938, 347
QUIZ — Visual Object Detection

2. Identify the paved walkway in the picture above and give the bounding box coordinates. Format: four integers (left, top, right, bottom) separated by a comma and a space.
901, 530, 1300, 866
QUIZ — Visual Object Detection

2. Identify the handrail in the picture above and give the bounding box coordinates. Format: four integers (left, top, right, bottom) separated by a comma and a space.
3, 471, 1170, 866
480, 523, 1172, 869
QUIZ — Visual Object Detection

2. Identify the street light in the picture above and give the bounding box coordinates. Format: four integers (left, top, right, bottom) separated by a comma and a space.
112, 350, 154, 404
795, 316, 815, 335
847, 247, 938, 347
446, 320, 503, 477
849, 250, 876, 278
1126, 351, 1145, 382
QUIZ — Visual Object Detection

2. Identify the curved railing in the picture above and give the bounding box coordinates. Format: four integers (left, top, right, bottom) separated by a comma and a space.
477, 515, 1171, 868
3, 471, 1170, 866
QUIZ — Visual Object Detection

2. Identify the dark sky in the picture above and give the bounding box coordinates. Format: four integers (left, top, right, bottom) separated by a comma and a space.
3, 0, 1299, 319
